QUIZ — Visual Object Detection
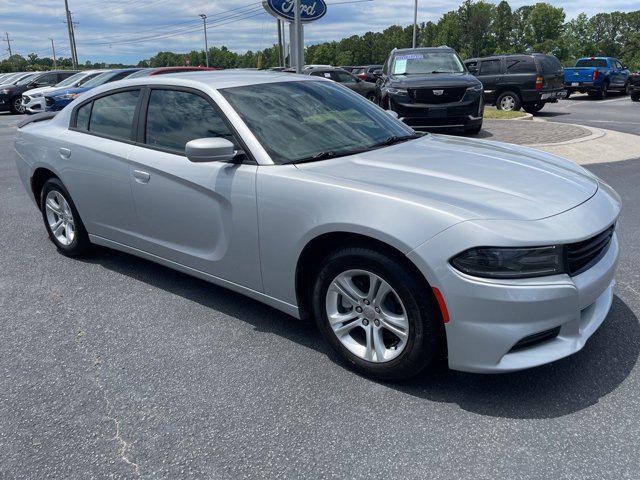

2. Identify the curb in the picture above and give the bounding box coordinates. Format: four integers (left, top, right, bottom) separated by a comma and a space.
514, 112, 534, 121
526, 121, 606, 147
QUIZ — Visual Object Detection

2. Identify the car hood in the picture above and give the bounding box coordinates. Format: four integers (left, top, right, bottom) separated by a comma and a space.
387, 73, 480, 89
46, 86, 90, 97
24, 86, 54, 96
296, 134, 598, 221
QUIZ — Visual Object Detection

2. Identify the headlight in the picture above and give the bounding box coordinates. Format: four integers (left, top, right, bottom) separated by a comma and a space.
1, 89, 10, 95
31, 93, 43, 98
387, 87, 408, 95
450, 246, 564, 279
466, 84, 483, 92
54, 92, 79, 101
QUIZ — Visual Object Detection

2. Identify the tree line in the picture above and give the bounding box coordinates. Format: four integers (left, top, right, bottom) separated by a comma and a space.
3, 1, 640, 74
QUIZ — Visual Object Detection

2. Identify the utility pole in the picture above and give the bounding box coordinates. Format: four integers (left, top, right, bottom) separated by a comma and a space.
49, 38, 57, 68
412, 0, 418, 48
199, 14, 209, 67
64, 0, 78, 68
293, 0, 303, 73
276, 19, 283, 67
4, 32, 13, 57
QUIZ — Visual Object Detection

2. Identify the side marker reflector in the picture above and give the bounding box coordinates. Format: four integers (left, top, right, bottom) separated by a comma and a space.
432, 287, 450, 324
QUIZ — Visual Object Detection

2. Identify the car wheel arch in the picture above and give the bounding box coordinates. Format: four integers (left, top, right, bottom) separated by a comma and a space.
294, 231, 437, 323
31, 167, 60, 203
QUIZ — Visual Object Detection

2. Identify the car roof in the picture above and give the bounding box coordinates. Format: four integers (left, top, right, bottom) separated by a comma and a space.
114, 70, 315, 90
393, 47, 455, 54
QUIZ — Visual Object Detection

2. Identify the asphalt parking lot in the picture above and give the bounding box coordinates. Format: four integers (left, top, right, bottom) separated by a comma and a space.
1, 111, 639, 479
541, 93, 640, 135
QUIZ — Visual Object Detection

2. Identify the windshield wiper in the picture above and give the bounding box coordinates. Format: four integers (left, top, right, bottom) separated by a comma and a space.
369, 133, 422, 149
430, 70, 455, 74
284, 149, 364, 165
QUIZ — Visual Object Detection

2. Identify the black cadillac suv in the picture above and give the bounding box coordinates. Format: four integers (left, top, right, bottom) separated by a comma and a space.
375, 46, 484, 134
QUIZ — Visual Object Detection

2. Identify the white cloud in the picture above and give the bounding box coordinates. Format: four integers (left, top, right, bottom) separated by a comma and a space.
0, 0, 637, 63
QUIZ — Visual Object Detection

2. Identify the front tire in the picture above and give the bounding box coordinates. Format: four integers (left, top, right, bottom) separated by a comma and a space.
40, 178, 91, 257
465, 122, 482, 135
631, 92, 640, 102
496, 91, 521, 111
9, 96, 25, 114
312, 247, 444, 381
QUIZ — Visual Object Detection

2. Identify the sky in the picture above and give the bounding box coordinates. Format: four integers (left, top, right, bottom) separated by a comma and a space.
1, 0, 638, 65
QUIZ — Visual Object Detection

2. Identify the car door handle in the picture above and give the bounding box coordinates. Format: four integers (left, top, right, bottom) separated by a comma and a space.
59, 147, 71, 159
133, 169, 150, 183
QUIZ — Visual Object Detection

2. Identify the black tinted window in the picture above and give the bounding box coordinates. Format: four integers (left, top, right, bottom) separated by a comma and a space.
480, 59, 501, 75
35, 73, 58, 85
575, 59, 607, 68
332, 71, 357, 83
89, 90, 139, 140
538, 55, 563, 73
507, 58, 536, 74
75, 102, 91, 130
145, 89, 234, 153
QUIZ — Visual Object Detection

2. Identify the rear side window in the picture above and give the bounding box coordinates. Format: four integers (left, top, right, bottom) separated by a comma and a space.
506, 58, 536, 74
479, 59, 501, 75
75, 102, 91, 130
575, 59, 607, 68
538, 55, 563, 73
332, 71, 357, 83
88, 90, 140, 141
145, 89, 235, 153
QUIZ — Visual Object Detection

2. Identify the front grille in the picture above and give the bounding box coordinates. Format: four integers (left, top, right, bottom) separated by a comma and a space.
409, 87, 466, 104
566, 225, 614, 276
509, 326, 561, 352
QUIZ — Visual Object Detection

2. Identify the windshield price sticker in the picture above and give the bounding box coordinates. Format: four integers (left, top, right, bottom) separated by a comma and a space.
396, 54, 424, 60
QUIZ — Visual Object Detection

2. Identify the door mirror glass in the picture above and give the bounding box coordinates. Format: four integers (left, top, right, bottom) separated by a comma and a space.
185, 137, 236, 162
467, 66, 478, 74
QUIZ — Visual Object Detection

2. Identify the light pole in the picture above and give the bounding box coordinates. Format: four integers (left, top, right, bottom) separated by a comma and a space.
412, 0, 418, 48
293, 0, 303, 73
200, 14, 209, 67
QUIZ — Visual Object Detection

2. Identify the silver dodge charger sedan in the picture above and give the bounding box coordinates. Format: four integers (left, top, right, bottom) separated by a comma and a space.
14, 71, 621, 380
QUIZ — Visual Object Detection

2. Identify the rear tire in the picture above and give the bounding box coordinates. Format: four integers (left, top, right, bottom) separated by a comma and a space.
496, 91, 521, 111
596, 82, 608, 100
40, 178, 91, 257
311, 247, 444, 381
523, 102, 545, 114
631, 93, 640, 102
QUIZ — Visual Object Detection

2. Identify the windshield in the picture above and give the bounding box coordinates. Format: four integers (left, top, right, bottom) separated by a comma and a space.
126, 69, 152, 78
220, 80, 415, 164
575, 59, 607, 68
82, 71, 118, 88
391, 51, 465, 75
16, 73, 40, 85
55, 71, 91, 87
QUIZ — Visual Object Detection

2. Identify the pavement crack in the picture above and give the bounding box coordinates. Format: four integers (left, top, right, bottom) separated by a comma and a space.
96, 376, 141, 477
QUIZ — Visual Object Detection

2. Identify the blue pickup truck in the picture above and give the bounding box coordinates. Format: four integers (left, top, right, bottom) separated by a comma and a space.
564, 57, 630, 99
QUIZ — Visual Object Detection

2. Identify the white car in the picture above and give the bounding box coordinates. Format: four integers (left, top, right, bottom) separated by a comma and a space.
22, 70, 104, 114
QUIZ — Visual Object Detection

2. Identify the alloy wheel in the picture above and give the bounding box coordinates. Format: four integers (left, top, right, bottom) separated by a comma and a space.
325, 269, 409, 363
13, 97, 25, 114
44, 190, 76, 246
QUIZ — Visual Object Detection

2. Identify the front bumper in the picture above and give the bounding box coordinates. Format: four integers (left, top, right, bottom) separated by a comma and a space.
408, 181, 621, 373
23, 95, 45, 114
0, 94, 10, 111
565, 81, 598, 92
388, 91, 483, 129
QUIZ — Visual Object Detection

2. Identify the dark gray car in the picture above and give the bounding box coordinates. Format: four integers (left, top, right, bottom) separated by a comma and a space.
306, 67, 376, 100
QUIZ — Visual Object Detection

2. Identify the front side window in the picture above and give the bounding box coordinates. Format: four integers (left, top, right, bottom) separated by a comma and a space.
480, 59, 502, 75
145, 89, 235, 153
220, 80, 414, 164
88, 90, 139, 141
391, 51, 465, 75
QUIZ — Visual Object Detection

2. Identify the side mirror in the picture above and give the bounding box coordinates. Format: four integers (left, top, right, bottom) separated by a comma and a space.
385, 110, 399, 119
185, 137, 236, 162
468, 66, 478, 74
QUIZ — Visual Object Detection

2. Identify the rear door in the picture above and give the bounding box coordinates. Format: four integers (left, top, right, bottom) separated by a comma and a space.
127, 86, 262, 290
504, 56, 537, 98
330, 70, 362, 93
63, 88, 141, 246
476, 58, 503, 103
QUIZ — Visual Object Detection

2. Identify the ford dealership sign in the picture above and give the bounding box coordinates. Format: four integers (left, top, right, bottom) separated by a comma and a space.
263, 0, 327, 22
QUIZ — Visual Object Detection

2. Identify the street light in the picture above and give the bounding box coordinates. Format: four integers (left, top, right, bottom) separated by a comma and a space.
412, 0, 418, 48
199, 14, 209, 67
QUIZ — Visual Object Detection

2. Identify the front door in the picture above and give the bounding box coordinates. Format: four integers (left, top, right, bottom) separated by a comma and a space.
476, 58, 503, 104
127, 87, 262, 291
